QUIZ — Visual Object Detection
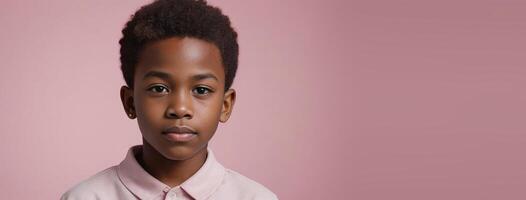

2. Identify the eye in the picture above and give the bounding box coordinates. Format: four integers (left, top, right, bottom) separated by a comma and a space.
148, 85, 169, 94
193, 86, 212, 96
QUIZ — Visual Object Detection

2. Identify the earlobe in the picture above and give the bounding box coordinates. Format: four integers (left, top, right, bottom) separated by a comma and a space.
220, 89, 236, 123
120, 86, 135, 119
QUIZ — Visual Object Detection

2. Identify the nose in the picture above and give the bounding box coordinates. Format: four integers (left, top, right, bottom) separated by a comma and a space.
165, 88, 193, 119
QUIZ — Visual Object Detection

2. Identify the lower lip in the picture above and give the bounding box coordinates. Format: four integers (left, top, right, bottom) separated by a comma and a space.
163, 133, 197, 142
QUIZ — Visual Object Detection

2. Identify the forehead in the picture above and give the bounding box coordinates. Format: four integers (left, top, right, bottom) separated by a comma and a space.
135, 37, 224, 81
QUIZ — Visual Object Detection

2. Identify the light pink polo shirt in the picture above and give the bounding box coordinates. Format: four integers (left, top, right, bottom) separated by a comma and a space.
60, 145, 278, 200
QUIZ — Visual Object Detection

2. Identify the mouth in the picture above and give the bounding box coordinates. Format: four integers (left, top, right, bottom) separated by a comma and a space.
162, 125, 197, 142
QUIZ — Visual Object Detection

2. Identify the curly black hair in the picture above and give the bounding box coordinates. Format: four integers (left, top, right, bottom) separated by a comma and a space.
119, 0, 239, 91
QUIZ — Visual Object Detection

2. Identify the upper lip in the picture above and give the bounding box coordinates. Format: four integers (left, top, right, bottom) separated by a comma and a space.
163, 125, 197, 134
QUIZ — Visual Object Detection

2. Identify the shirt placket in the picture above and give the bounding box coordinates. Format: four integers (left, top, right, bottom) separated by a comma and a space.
163, 186, 189, 200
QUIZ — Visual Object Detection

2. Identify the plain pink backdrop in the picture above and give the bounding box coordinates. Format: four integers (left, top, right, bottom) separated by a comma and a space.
0, 0, 349, 199
349, 0, 526, 199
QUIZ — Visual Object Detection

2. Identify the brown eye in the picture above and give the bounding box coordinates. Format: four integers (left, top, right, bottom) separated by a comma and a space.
148, 85, 169, 94
193, 86, 212, 95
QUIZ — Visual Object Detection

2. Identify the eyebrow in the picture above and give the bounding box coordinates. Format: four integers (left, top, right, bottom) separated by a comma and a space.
142, 70, 218, 82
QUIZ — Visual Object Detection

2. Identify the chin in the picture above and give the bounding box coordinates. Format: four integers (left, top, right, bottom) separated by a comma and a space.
159, 144, 201, 160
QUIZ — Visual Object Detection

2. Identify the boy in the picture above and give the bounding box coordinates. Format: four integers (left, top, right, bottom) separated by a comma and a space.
60, 0, 278, 199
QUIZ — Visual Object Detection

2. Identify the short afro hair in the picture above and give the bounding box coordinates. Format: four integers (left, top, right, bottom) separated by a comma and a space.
119, 0, 239, 91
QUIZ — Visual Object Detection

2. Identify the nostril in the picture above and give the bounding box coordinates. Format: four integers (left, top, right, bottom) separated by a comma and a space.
165, 105, 193, 119
166, 112, 192, 119
166, 112, 177, 118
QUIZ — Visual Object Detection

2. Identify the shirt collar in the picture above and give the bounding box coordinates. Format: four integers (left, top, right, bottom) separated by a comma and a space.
117, 145, 226, 200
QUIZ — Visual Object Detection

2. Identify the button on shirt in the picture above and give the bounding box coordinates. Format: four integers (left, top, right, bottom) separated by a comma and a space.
61, 145, 278, 200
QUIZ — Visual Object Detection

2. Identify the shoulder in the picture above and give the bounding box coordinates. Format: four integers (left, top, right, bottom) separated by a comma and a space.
60, 166, 119, 200
223, 168, 279, 200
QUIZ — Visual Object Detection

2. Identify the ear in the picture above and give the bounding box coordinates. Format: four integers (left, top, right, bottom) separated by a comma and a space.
219, 88, 236, 123
120, 85, 136, 119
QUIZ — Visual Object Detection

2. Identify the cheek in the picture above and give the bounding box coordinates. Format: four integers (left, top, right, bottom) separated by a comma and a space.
194, 96, 223, 121
136, 96, 166, 126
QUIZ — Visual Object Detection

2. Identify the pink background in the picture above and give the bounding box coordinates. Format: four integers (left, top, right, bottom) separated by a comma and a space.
350, 1, 526, 199
1, 0, 525, 200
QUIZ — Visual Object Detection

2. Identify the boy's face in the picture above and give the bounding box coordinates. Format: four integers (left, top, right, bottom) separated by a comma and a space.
120, 37, 236, 160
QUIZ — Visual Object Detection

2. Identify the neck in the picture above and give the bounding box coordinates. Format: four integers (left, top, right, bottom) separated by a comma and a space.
137, 138, 208, 187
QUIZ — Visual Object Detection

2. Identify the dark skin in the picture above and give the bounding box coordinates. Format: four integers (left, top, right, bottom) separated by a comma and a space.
119, 37, 236, 187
